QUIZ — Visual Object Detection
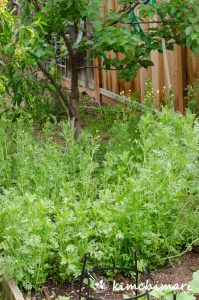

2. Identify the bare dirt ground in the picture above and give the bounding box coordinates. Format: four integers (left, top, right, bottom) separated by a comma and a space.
152, 250, 199, 288
24, 250, 199, 300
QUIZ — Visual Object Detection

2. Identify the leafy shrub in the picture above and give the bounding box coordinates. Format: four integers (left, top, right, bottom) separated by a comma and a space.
0, 108, 198, 290
0, 73, 58, 123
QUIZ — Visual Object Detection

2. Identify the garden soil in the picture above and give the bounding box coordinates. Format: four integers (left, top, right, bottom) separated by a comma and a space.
24, 250, 199, 300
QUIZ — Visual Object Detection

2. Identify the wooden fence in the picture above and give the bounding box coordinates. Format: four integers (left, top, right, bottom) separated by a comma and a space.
61, 0, 199, 113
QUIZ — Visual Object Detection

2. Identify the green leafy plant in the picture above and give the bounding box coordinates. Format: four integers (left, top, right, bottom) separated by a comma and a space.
0, 106, 198, 290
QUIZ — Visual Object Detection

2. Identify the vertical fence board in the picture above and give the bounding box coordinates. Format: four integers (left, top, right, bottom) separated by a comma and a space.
93, 58, 101, 101
173, 45, 185, 112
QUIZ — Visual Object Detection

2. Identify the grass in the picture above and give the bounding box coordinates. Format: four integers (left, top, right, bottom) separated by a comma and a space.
0, 104, 198, 291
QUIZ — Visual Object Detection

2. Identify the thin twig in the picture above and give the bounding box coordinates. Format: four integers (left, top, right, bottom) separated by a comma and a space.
78, 66, 117, 71
119, 1, 140, 14
37, 61, 69, 111
61, 31, 74, 57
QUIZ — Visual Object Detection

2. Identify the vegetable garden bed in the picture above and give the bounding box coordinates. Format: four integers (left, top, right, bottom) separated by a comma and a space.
0, 105, 198, 299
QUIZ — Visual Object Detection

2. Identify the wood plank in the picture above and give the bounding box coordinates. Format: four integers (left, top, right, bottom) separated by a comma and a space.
185, 49, 194, 84
110, 51, 119, 94
140, 68, 148, 102
93, 58, 101, 101
1, 279, 25, 300
173, 45, 185, 113
100, 88, 146, 111
162, 39, 171, 97
149, 9, 161, 107
192, 54, 199, 81
133, 72, 141, 95
139, 16, 151, 102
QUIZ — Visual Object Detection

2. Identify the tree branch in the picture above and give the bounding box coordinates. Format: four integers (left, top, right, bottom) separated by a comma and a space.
61, 30, 74, 57
78, 66, 117, 71
108, 1, 141, 26
119, 1, 140, 14
37, 61, 69, 111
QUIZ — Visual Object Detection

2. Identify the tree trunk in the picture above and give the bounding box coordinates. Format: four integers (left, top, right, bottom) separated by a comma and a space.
69, 54, 81, 138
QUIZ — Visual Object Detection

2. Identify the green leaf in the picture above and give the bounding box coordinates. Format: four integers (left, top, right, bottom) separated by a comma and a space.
185, 27, 193, 36
149, 289, 173, 300
176, 292, 196, 300
189, 270, 199, 293
123, 294, 130, 299
83, 278, 95, 289
139, 60, 154, 68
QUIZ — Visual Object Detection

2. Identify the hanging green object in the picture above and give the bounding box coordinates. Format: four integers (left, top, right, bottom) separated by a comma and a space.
101, 52, 108, 63
130, 0, 157, 33
101, 0, 157, 63
130, 10, 143, 33
150, 0, 157, 4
